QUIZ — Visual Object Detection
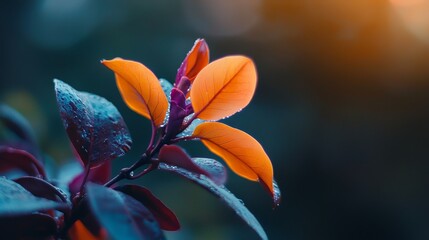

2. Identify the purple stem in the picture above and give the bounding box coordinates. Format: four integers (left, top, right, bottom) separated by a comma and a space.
78, 163, 91, 195
179, 113, 198, 133
170, 136, 196, 143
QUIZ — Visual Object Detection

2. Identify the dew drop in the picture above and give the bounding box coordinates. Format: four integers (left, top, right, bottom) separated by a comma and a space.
162, 108, 170, 126
178, 117, 205, 137
129, 171, 134, 177
121, 145, 130, 152
272, 180, 281, 207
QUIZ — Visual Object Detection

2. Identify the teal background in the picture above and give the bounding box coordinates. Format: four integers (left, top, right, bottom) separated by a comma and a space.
2, 1, 429, 239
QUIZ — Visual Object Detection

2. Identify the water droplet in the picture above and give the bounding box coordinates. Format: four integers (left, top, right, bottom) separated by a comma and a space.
129, 171, 134, 177
121, 145, 130, 152
178, 117, 205, 137
272, 180, 281, 207
162, 108, 170, 126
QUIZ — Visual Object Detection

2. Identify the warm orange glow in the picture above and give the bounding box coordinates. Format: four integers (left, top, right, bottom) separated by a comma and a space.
190, 56, 257, 121
102, 58, 168, 127
69, 220, 103, 240
192, 122, 274, 194
390, 0, 426, 7
390, 0, 429, 43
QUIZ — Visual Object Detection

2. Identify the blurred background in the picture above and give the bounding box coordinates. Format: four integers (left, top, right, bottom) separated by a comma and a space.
1, 0, 429, 239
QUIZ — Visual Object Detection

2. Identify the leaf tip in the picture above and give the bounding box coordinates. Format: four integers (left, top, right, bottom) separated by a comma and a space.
101, 57, 124, 68
272, 180, 281, 208
261, 178, 281, 208
53, 78, 64, 88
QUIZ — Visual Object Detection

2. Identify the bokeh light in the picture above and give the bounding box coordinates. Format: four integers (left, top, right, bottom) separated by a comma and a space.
183, 0, 262, 37
390, 0, 429, 44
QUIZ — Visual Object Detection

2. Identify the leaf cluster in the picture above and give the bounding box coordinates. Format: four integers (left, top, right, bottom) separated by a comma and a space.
0, 39, 280, 239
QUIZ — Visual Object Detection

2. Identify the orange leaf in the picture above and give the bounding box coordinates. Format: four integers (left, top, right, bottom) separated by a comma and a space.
102, 58, 168, 127
183, 38, 210, 82
68, 220, 105, 240
190, 56, 257, 121
192, 122, 274, 194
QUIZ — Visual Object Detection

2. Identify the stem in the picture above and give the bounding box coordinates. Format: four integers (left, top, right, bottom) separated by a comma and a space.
103, 153, 149, 187
147, 122, 157, 151
58, 193, 86, 237
104, 171, 126, 188
78, 164, 91, 195
170, 135, 196, 143
104, 122, 161, 188
129, 162, 157, 179
179, 113, 198, 133
104, 136, 168, 188
65, 125, 170, 236
104, 108, 192, 188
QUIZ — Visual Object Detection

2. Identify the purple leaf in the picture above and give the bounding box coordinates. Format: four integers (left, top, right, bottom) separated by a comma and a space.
54, 79, 132, 167
191, 158, 227, 185
14, 176, 70, 209
0, 213, 57, 239
158, 163, 268, 240
115, 184, 180, 231
0, 141, 41, 162
0, 146, 46, 178
71, 199, 105, 237
165, 89, 187, 139
159, 145, 227, 185
86, 183, 165, 240
0, 177, 67, 217
176, 77, 191, 95
68, 161, 111, 196
0, 104, 37, 146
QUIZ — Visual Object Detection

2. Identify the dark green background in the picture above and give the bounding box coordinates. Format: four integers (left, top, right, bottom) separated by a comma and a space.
2, 1, 429, 239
